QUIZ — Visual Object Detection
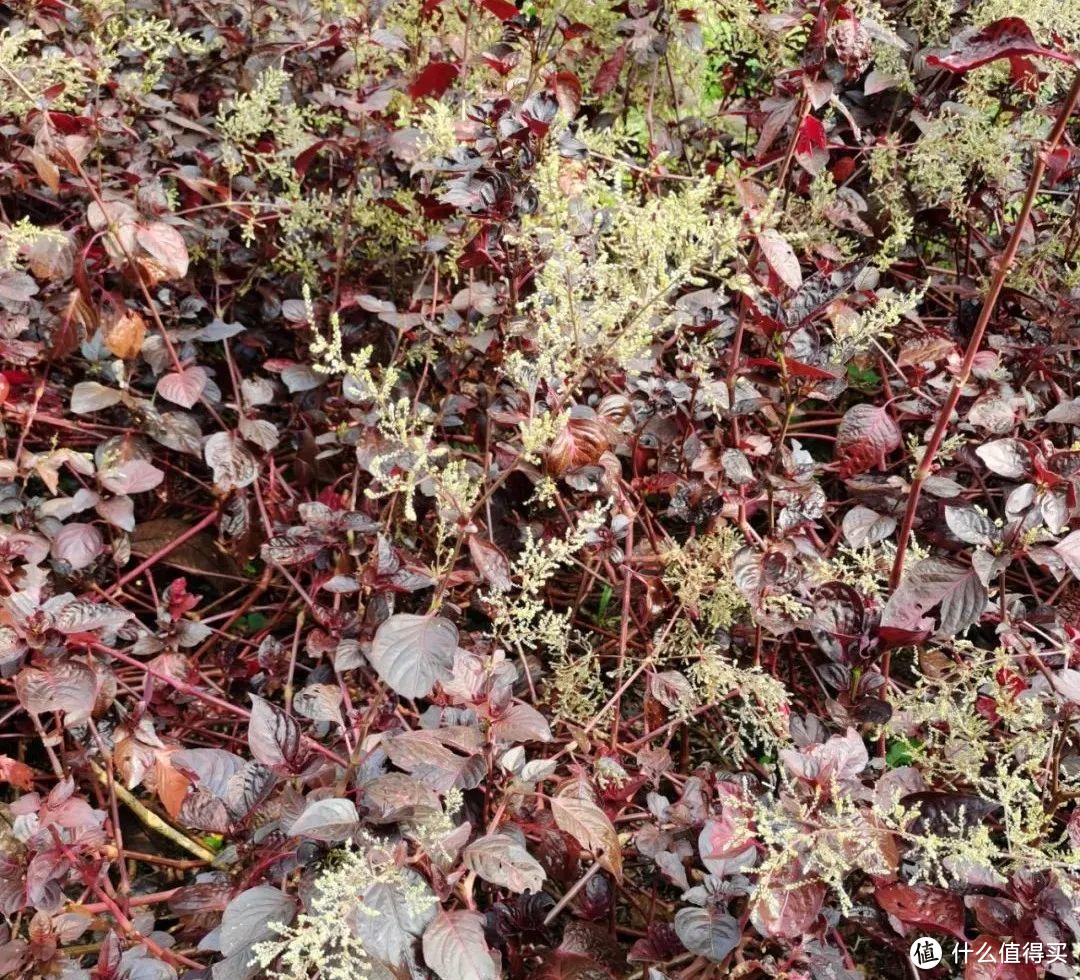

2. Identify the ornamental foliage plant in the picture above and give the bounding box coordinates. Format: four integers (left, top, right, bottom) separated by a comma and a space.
2, 1, 1080, 978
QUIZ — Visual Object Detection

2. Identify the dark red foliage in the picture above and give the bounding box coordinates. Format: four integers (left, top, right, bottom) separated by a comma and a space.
1, 0, 1080, 977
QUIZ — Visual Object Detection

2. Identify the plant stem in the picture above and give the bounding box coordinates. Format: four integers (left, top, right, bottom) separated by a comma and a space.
89, 641, 347, 767
89, 760, 217, 862
889, 73, 1080, 589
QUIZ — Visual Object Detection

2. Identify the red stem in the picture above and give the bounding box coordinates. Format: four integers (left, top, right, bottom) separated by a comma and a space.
110, 507, 220, 592
76, 887, 181, 915
89, 641, 347, 767
889, 73, 1080, 589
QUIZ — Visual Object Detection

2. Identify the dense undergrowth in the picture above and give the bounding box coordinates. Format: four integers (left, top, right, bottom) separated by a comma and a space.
1, 0, 1080, 978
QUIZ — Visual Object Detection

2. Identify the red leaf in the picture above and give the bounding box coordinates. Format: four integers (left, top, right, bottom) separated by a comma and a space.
834, 404, 900, 476
875, 882, 966, 940
478, 0, 519, 20
1044, 146, 1073, 185
559, 21, 592, 41
480, 50, 515, 75
548, 71, 583, 117
795, 115, 828, 175
787, 358, 840, 381
545, 417, 614, 475
926, 18, 1077, 73
593, 43, 627, 97
746, 357, 839, 381
750, 869, 825, 939
294, 139, 333, 179
0, 755, 34, 791
409, 61, 460, 100
830, 155, 857, 182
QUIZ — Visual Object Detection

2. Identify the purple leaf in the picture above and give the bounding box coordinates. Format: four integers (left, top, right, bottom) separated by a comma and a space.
882, 557, 987, 637
288, 797, 359, 841
674, 907, 739, 961
368, 613, 458, 699
220, 885, 295, 957
464, 834, 546, 893
247, 695, 311, 773
423, 910, 500, 980
52, 523, 104, 570
926, 18, 1077, 72
157, 366, 208, 409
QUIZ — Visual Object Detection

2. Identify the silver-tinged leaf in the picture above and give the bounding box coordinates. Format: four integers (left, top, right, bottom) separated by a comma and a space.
350, 869, 436, 966
841, 505, 896, 548
422, 910, 499, 980
14, 660, 96, 726
674, 907, 739, 962
219, 885, 294, 957
247, 695, 310, 773
368, 614, 457, 699
464, 834, 546, 893
71, 382, 121, 414
288, 797, 359, 841
975, 438, 1029, 479
204, 432, 257, 490
944, 505, 996, 546
157, 366, 208, 409
52, 523, 104, 570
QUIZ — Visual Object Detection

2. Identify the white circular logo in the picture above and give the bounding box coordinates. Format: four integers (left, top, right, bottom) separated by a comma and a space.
909, 937, 943, 970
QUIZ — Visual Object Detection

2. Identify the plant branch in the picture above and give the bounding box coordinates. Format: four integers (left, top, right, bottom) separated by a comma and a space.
889, 73, 1080, 589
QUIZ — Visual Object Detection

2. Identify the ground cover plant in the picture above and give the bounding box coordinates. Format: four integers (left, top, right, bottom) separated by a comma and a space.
1, 0, 1080, 977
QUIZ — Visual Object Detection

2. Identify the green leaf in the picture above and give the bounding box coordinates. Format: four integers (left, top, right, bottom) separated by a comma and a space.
847, 363, 881, 388
594, 584, 614, 626
886, 738, 919, 768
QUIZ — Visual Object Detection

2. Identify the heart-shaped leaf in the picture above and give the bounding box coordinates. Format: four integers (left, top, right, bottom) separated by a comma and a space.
674, 907, 740, 961
368, 614, 457, 699
157, 366, 208, 409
